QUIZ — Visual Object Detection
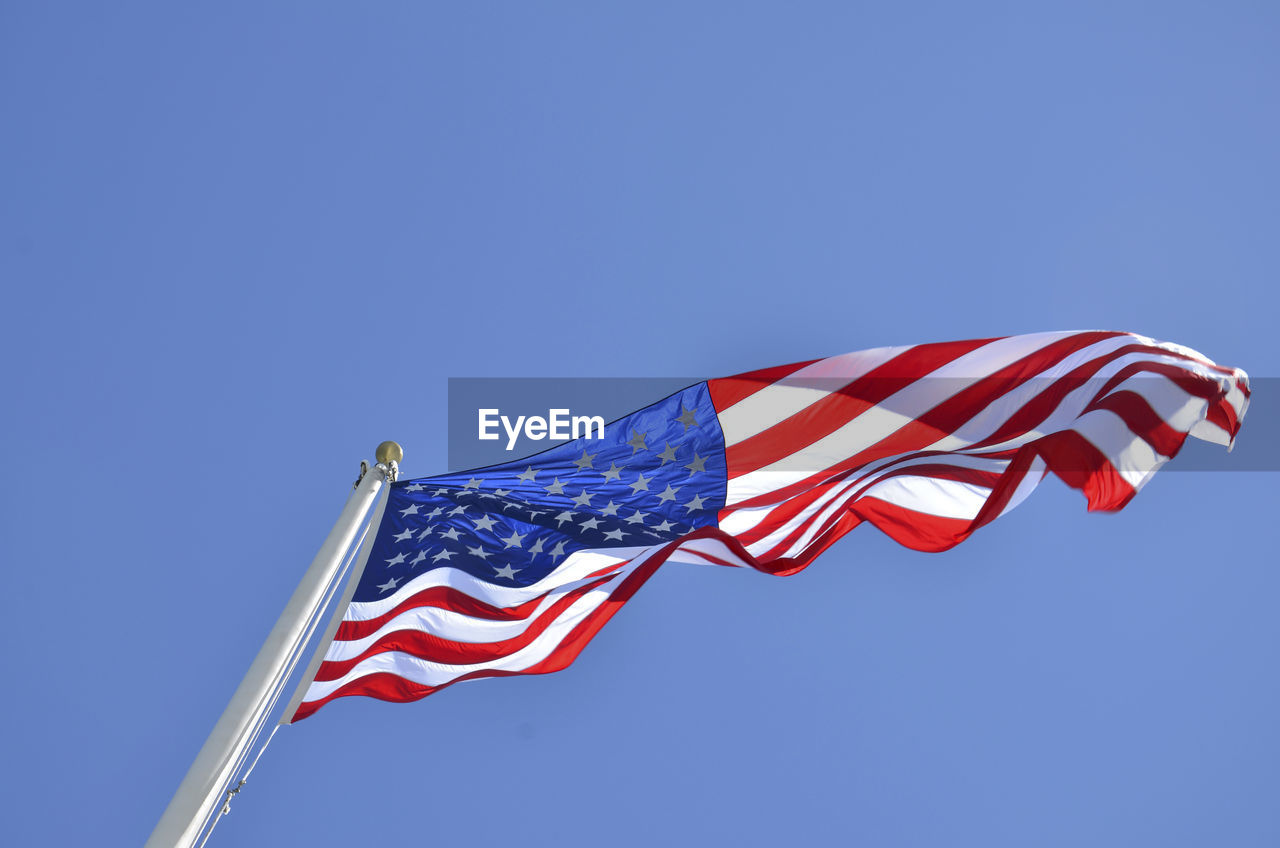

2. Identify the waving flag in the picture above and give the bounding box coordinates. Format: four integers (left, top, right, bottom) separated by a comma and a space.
289, 330, 1249, 721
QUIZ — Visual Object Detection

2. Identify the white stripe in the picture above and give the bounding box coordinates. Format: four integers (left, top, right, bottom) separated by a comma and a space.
304, 542, 675, 703
665, 535, 747, 567
302, 578, 624, 700
1118, 372, 1213, 432
321, 570, 624, 662
764, 454, 1010, 558
1072, 409, 1167, 491
716, 344, 913, 446
722, 339, 1179, 547
758, 361, 1222, 558
345, 546, 648, 621
726, 344, 1227, 557
857, 476, 993, 520
995, 455, 1048, 519
925, 334, 1144, 451
949, 351, 1232, 457
725, 333, 1089, 506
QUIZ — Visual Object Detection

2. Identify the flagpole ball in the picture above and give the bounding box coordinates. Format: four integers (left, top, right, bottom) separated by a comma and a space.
376, 441, 404, 465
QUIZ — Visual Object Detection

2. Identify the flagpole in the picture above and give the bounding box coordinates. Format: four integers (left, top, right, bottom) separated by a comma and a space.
145, 442, 403, 848
277, 479, 388, 726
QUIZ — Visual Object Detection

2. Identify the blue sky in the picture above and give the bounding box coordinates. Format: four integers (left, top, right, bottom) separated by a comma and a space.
2, 3, 1277, 846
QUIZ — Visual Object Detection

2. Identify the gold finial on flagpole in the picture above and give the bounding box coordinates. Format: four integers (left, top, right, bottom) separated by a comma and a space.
375, 441, 404, 465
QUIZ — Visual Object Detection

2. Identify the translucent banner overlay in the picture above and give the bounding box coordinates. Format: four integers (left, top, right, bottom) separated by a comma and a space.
448, 376, 1273, 474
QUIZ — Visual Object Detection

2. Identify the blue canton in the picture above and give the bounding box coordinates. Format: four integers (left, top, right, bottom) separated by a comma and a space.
353, 382, 727, 602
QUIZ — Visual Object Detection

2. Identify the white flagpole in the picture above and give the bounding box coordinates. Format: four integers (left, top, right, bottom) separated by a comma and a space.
145, 442, 404, 848
277, 479, 388, 726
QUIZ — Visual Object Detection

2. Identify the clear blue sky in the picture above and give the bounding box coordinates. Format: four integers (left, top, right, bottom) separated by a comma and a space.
2, 4, 1277, 846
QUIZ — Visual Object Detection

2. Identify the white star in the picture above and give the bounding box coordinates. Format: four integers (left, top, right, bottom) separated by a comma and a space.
467, 545, 491, 560
684, 494, 708, 512
625, 510, 647, 526
656, 443, 678, 464
426, 506, 444, 519
684, 453, 707, 474
399, 503, 420, 517
449, 505, 467, 516
528, 536, 545, 555
410, 550, 428, 565
603, 528, 626, 542
501, 529, 526, 549
440, 527, 461, 541
385, 552, 407, 567
580, 516, 601, 531
654, 519, 675, 533
600, 501, 620, 516
601, 462, 623, 482
494, 488, 512, 497
432, 487, 452, 497
544, 478, 566, 495
629, 473, 651, 494
656, 484, 681, 504
405, 483, 425, 493
494, 564, 520, 581
432, 549, 455, 563
677, 405, 698, 431
573, 450, 596, 471
473, 514, 498, 532
554, 510, 575, 527
571, 490, 593, 508
376, 576, 401, 593
626, 429, 648, 453
549, 540, 568, 562
417, 527, 434, 541
393, 527, 415, 543
517, 466, 538, 482
463, 477, 483, 490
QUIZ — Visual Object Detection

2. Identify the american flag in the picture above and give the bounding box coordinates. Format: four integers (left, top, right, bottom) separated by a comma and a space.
289, 330, 1248, 721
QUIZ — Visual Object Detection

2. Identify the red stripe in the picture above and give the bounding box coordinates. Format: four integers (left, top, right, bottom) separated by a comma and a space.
1204, 402, 1232, 436
730, 454, 1004, 551
292, 547, 672, 722
335, 563, 624, 640
727, 338, 1175, 512
292, 527, 823, 720
1092, 360, 1222, 405
968, 449, 1042, 532
759, 431, 1133, 557
1085, 391, 1187, 459
707, 358, 820, 411
1032, 429, 1138, 511
337, 587, 552, 639
313, 574, 621, 680
846, 497, 976, 552
723, 475, 844, 548
729, 339, 1233, 557
749, 460, 1005, 559
1089, 359, 1240, 439
723, 338, 998, 477
957, 344, 1154, 452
